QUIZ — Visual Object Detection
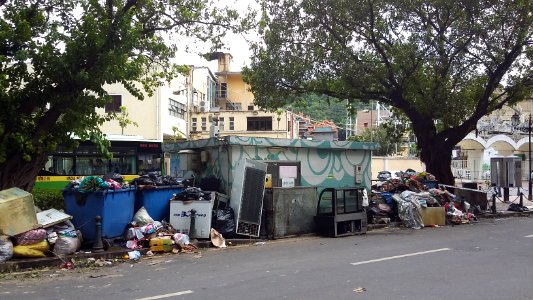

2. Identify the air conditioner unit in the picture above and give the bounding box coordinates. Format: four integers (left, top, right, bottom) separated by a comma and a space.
200, 100, 206, 107
230, 159, 267, 237
200, 107, 205, 112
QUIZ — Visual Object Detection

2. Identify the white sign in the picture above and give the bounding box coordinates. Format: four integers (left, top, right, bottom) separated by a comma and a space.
281, 177, 295, 188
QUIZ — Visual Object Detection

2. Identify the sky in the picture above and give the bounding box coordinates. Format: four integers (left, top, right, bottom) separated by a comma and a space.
174, 0, 260, 72
175, 32, 255, 72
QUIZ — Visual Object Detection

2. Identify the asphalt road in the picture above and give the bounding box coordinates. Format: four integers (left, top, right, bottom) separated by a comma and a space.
2, 217, 533, 300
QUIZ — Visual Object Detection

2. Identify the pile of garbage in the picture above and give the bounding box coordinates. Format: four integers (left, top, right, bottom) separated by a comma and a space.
66, 173, 130, 191
370, 171, 479, 229
172, 187, 212, 201
122, 206, 227, 258
64, 172, 194, 192
0, 212, 82, 263
130, 172, 193, 188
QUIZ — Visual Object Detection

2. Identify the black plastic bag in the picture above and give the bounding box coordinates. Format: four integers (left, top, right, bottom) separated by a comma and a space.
103, 172, 124, 183
131, 175, 155, 186
214, 208, 236, 237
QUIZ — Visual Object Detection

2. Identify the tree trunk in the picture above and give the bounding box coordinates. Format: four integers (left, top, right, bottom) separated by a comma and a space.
0, 152, 48, 192
418, 139, 455, 186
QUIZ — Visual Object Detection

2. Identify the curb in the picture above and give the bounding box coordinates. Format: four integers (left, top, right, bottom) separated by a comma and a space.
476, 210, 533, 219
0, 238, 264, 273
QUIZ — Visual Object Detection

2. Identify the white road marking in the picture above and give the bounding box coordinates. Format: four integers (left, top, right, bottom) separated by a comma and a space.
136, 290, 194, 300
524, 234, 533, 238
350, 248, 451, 266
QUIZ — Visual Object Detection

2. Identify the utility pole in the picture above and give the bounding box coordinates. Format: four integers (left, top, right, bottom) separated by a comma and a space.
527, 112, 533, 201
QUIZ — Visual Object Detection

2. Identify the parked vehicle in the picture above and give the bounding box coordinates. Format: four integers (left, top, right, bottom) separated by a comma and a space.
377, 171, 392, 181
402, 168, 417, 179
389, 170, 402, 179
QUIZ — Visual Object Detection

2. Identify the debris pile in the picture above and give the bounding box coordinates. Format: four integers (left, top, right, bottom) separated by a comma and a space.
369, 171, 480, 228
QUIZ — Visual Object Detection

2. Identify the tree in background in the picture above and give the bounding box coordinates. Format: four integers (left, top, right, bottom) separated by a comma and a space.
349, 122, 405, 157
0, 0, 252, 190
288, 94, 371, 140
245, 0, 533, 185
116, 106, 138, 135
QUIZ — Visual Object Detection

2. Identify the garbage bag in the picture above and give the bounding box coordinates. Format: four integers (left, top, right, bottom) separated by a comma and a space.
393, 191, 424, 229
214, 208, 236, 237
131, 175, 155, 186
0, 236, 13, 262
14, 228, 47, 246
133, 206, 154, 226
103, 172, 124, 183
79, 176, 109, 192
13, 241, 49, 258
173, 233, 190, 246
53, 235, 81, 255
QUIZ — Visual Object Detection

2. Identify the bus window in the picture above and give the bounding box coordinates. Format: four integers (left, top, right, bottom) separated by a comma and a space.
53, 156, 73, 175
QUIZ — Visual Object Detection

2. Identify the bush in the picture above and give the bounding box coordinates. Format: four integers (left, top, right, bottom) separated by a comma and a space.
32, 189, 64, 211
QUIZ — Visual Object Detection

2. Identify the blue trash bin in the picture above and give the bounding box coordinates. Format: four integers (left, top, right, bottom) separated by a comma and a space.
135, 186, 183, 222
63, 187, 136, 241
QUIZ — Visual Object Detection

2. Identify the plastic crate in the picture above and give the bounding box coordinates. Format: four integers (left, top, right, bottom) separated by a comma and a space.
135, 186, 183, 222
63, 187, 135, 241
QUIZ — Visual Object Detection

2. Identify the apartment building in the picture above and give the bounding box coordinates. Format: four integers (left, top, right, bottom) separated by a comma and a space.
188, 52, 299, 140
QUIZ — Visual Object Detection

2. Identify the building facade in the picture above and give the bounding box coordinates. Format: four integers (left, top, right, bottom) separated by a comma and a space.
188, 53, 299, 140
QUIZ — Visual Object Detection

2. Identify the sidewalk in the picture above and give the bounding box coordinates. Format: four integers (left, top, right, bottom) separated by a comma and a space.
0, 238, 263, 273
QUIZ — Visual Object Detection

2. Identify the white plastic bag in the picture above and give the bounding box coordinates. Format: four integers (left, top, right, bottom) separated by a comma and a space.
173, 233, 190, 246
133, 207, 154, 226
53, 235, 81, 255
0, 236, 13, 262
362, 189, 369, 207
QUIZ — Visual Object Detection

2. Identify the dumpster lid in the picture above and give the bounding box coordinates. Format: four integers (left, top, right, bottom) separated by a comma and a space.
37, 208, 72, 228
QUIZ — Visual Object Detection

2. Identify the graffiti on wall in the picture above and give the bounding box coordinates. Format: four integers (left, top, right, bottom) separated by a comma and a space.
164, 136, 375, 193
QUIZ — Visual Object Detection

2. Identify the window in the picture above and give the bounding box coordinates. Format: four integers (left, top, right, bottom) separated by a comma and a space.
318, 190, 333, 215
247, 117, 272, 131
225, 102, 242, 110
229, 117, 234, 130
363, 122, 369, 128
201, 117, 207, 131
248, 105, 254, 111
218, 82, 227, 98
219, 117, 225, 130
105, 95, 122, 113
192, 118, 197, 132
168, 98, 185, 118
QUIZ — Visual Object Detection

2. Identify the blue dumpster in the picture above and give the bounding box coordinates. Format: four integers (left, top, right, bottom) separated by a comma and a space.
135, 186, 183, 222
63, 187, 135, 241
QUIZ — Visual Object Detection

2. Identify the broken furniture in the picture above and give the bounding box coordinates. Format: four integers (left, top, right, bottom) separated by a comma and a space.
314, 187, 367, 237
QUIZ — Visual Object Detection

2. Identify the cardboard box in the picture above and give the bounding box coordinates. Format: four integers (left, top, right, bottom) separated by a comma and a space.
0, 188, 38, 236
421, 207, 445, 226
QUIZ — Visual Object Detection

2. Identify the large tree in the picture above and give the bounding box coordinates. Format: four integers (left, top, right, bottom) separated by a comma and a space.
244, 0, 533, 185
0, 0, 251, 190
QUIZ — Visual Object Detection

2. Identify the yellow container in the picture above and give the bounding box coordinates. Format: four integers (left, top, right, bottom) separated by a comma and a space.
149, 238, 173, 252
